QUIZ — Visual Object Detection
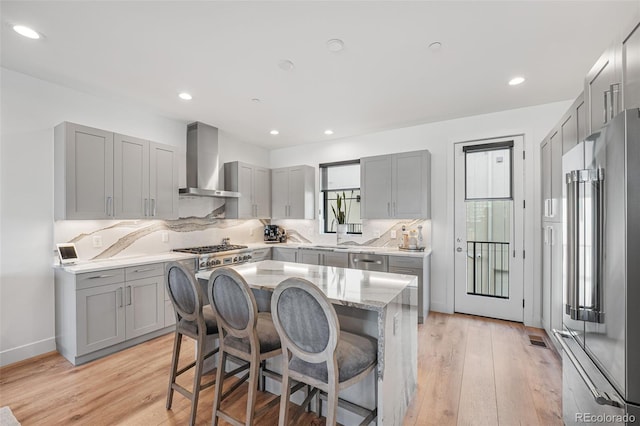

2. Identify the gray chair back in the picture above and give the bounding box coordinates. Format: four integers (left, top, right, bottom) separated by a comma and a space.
207, 268, 257, 339
165, 261, 204, 324
271, 278, 339, 363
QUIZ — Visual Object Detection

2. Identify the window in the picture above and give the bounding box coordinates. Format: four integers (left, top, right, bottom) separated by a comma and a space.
320, 160, 362, 234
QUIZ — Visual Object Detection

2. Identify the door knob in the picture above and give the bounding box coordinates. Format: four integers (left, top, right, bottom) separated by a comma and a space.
456, 247, 463, 252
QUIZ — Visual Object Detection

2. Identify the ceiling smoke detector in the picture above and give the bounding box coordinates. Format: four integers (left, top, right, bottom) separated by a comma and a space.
326, 39, 344, 52
278, 60, 295, 71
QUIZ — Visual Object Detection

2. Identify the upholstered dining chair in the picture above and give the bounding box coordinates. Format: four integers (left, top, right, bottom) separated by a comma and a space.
271, 277, 378, 426
164, 261, 220, 426
207, 267, 283, 426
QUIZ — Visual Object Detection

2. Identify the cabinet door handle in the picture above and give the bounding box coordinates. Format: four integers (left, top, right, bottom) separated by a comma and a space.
387, 202, 391, 216
152, 199, 157, 217
132, 267, 154, 273
89, 274, 115, 279
117, 287, 123, 308
106, 197, 113, 216
549, 227, 554, 245
393, 201, 396, 216
126, 286, 132, 306
603, 89, 609, 124
144, 198, 149, 216
610, 83, 620, 120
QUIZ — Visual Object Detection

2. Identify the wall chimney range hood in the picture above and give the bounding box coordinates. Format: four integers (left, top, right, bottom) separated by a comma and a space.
179, 122, 240, 198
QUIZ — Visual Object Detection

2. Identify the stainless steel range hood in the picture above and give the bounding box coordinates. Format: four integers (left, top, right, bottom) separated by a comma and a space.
179, 122, 240, 198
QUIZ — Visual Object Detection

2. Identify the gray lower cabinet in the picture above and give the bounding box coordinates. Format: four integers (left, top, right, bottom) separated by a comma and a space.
56, 262, 170, 365
388, 255, 429, 324
272, 247, 298, 262
76, 282, 126, 355
321, 251, 348, 268
297, 249, 349, 268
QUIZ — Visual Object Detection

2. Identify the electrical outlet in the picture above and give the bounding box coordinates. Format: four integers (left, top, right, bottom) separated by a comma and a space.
92, 235, 102, 248
161, 232, 169, 243
373, 230, 381, 238
390, 230, 397, 239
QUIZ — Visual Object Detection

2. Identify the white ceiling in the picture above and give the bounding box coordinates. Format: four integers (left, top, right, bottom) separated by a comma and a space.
1, 1, 638, 148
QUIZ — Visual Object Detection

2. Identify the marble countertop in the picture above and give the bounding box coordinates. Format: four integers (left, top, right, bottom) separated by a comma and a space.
56, 252, 198, 274
195, 260, 417, 312
248, 242, 432, 258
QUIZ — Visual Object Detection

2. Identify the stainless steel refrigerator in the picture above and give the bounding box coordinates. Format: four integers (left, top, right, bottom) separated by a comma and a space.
554, 109, 640, 425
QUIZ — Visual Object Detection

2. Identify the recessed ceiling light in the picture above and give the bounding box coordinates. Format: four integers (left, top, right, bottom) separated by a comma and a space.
178, 92, 192, 100
428, 41, 442, 51
509, 76, 525, 86
278, 60, 295, 71
270, 130, 279, 135
13, 25, 40, 40
324, 129, 334, 135
326, 39, 344, 53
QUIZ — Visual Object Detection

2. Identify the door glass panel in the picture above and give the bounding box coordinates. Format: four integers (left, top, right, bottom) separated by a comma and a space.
466, 148, 512, 199
466, 201, 511, 298
465, 145, 513, 298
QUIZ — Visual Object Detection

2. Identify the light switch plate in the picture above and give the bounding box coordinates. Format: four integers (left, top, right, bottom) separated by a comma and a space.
390, 230, 397, 239
92, 235, 102, 248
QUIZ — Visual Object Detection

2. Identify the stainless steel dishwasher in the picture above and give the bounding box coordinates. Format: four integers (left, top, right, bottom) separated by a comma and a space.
348, 252, 387, 271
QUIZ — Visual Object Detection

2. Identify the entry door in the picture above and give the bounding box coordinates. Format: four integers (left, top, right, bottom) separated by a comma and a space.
454, 137, 525, 322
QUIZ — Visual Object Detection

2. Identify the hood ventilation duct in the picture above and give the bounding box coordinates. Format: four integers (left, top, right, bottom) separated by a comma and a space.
179, 122, 240, 198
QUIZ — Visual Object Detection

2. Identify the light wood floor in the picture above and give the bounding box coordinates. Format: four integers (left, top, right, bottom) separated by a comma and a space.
0, 312, 561, 425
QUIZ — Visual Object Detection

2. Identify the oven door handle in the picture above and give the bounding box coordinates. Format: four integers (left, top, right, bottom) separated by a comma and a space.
553, 330, 622, 408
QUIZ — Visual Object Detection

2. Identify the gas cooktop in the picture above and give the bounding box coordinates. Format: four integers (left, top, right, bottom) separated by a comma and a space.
173, 244, 248, 255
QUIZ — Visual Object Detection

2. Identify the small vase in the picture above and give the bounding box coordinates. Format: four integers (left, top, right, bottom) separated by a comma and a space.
336, 224, 348, 245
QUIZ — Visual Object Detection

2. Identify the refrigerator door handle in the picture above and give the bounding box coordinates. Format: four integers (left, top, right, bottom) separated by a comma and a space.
553, 330, 622, 408
566, 171, 579, 318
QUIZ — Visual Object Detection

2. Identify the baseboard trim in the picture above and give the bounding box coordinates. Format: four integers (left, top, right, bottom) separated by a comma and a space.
430, 301, 453, 314
0, 337, 56, 367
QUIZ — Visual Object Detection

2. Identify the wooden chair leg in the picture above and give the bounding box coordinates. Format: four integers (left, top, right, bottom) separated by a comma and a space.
166, 332, 182, 409
212, 350, 227, 426
245, 354, 261, 425
188, 335, 206, 426
278, 366, 291, 426
326, 383, 339, 426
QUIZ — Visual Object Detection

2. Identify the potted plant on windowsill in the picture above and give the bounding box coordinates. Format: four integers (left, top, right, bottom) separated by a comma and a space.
332, 192, 349, 244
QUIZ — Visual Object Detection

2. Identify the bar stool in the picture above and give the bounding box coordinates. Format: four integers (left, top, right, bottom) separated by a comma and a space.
164, 261, 219, 426
207, 268, 283, 426
271, 277, 378, 426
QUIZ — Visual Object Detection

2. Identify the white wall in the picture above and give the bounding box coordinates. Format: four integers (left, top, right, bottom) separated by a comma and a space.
0, 68, 268, 366
270, 100, 573, 326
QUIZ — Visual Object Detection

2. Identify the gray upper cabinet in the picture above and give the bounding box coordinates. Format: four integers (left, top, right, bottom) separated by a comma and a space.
114, 133, 149, 219
360, 155, 393, 219
585, 43, 622, 134
549, 131, 563, 222
149, 143, 179, 219
623, 23, 640, 110
540, 138, 551, 220
55, 122, 179, 220
361, 150, 431, 219
224, 161, 271, 219
55, 122, 114, 220
271, 165, 315, 219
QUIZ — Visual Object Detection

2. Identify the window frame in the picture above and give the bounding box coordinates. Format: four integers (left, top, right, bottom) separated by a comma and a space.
319, 160, 362, 235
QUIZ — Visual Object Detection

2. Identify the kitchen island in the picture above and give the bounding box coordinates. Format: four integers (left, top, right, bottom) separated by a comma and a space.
195, 260, 417, 425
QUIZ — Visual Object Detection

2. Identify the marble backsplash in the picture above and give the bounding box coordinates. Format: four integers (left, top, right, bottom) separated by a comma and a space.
54, 197, 431, 260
